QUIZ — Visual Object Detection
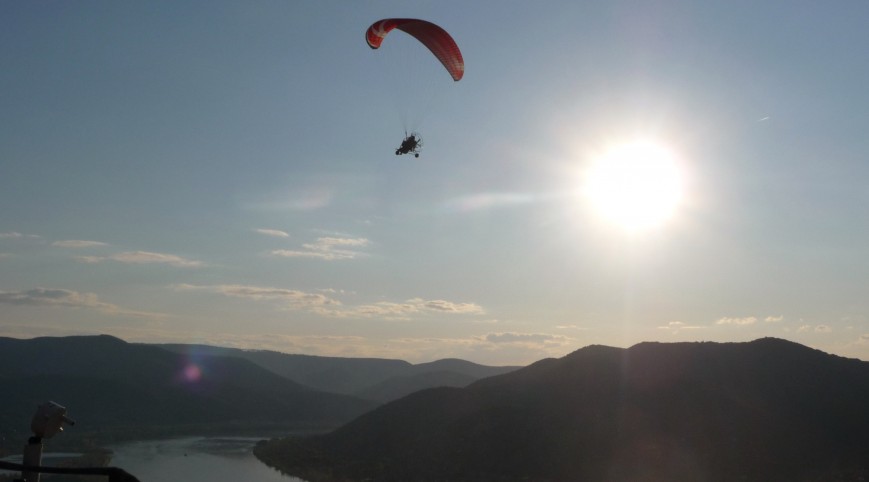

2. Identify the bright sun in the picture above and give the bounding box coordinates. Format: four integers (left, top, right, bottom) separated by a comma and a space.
583, 140, 684, 232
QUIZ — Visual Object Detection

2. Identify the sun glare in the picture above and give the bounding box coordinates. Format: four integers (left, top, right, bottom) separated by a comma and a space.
583, 141, 684, 232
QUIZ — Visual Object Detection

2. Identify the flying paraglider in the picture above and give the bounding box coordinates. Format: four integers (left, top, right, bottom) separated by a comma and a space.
395, 132, 422, 157
366, 18, 463, 157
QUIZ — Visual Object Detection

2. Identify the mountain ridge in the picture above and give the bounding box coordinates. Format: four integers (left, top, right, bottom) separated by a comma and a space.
155, 343, 520, 402
0, 335, 376, 451
255, 338, 869, 481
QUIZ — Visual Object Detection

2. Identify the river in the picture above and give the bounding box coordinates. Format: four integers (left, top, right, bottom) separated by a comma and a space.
108, 437, 306, 482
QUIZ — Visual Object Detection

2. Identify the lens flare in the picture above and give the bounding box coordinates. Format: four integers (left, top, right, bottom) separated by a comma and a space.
182, 363, 202, 382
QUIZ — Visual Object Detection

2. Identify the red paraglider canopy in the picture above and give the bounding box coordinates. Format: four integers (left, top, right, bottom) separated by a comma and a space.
366, 18, 464, 81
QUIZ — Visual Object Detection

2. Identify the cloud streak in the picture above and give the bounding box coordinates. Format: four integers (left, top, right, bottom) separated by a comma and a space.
52, 240, 110, 248
345, 298, 484, 320
716, 316, 757, 326
0, 288, 163, 318
484, 332, 567, 345
0, 288, 106, 308
77, 251, 203, 267
658, 321, 703, 333
173, 284, 482, 321
795, 324, 832, 334
255, 228, 290, 238
443, 192, 536, 212
715, 315, 785, 327
272, 237, 369, 261
174, 284, 340, 309
0, 232, 40, 240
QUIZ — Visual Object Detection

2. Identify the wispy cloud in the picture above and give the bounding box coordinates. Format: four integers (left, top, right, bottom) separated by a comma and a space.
715, 316, 757, 326
658, 321, 703, 333
484, 332, 568, 346
77, 251, 203, 267
409, 298, 484, 314
172, 284, 482, 321
797, 324, 833, 334
173, 284, 340, 309
716, 315, 784, 327
348, 301, 421, 319
343, 298, 484, 320
0, 288, 163, 319
254, 228, 290, 238
52, 240, 110, 248
0, 288, 105, 308
272, 237, 369, 261
0, 232, 40, 240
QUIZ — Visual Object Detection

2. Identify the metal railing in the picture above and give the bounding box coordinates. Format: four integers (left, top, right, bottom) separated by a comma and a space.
0, 460, 140, 482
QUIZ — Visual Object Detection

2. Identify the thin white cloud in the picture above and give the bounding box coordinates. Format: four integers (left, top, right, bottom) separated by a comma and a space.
271, 250, 339, 260
351, 301, 420, 318
715, 316, 757, 326
77, 251, 203, 267
658, 321, 703, 333
0, 288, 163, 319
0, 288, 105, 308
344, 298, 484, 320
52, 240, 110, 248
408, 297, 484, 314
174, 284, 340, 309
272, 236, 369, 261
795, 324, 833, 334
172, 284, 483, 322
0, 232, 40, 240
484, 332, 568, 346
254, 228, 290, 238
765, 315, 784, 323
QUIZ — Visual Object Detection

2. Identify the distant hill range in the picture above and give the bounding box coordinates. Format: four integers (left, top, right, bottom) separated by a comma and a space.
156, 343, 520, 403
0, 335, 518, 453
255, 338, 869, 481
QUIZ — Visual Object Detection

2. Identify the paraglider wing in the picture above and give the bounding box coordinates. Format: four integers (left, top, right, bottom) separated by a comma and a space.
366, 18, 464, 81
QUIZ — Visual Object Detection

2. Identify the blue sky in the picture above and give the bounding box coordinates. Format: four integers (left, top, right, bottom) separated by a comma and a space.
2, 1, 869, 365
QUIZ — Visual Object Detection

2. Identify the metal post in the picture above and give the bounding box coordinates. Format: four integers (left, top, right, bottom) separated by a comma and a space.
20, 436, 43, 482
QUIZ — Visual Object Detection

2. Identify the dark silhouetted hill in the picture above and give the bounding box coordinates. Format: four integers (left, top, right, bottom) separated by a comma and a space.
156, 344, 519, 402
254, 338, 869, 481
355, 370, 477, 403
0, 335, 376, 450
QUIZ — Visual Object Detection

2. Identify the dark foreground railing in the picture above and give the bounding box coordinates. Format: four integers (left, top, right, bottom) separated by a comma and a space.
0, 460, 140, 482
